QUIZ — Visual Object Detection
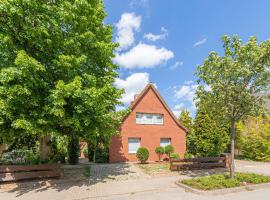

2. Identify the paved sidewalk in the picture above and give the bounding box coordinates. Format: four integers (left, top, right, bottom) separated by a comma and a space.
90, 163, 148, 183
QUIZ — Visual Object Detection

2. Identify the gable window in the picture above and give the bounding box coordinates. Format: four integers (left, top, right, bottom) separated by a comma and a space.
160, 138, 171, 147
136, 113, 164, 125
136, 113, 143, 124
128, 138, 141, 153
153, 114, 163, 124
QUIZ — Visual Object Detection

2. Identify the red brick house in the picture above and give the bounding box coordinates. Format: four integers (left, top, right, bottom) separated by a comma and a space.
109, 83, 187, 162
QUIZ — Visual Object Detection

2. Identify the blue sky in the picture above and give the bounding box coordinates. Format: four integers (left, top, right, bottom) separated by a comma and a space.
104, 0, 270, 116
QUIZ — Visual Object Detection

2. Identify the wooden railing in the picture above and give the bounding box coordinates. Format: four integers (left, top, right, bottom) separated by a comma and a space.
0, 163, 61, 182
170, 156, 228, 171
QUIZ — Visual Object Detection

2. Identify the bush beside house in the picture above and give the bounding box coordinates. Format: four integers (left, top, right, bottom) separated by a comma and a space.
136, 147, 149, 163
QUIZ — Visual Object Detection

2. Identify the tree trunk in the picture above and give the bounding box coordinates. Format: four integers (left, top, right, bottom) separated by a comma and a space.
39, 134, 51, 161
229, 120, 236, 178
93, 148, 96, 163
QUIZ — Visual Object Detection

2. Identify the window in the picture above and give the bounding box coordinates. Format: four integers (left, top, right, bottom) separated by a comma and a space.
153, 114, 163, 124
136, 113, 164, 125
128, 138, 141, 153
145, 114, 153, 124
160, 138, 171, 147
136, 113, 143, 124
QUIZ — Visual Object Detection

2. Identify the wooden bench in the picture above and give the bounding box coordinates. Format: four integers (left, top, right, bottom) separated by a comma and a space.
0, 163, 61, 182
170, 156, 228, 171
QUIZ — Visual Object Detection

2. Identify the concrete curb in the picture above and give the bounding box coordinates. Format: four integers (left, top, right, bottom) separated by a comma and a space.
175, 180, 270, 195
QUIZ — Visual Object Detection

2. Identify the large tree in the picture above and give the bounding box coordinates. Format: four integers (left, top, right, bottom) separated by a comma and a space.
0, 0, 123, 161
196, 35, 270, 178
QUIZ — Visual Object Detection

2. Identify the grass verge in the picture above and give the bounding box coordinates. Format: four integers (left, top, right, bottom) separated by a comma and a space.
181, 172, 270, 190
136, 163, 170, 175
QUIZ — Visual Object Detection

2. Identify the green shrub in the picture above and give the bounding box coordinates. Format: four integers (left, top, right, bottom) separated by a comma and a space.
155, 146, 164, 161
67, 135, 80, 165
184, 152, 193, 159
164, 145, 174, 156
136, 147, 149, 163
170, 153, 180, 159
237, 117, 270, 161
88, 146, 109, 163
181, 172, 270, 190
235, 173, 270, 184
95, 147, 109, 163
52, 152, 66, 163
0, 149, 39, 165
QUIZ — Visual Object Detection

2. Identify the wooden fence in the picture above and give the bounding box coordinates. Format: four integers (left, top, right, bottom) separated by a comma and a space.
170, 156, 228, 171
0, 163, 61, 182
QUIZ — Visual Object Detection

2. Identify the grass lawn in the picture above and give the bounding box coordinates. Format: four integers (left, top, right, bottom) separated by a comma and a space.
181, 172, 270, 190
136, 163, 170, 175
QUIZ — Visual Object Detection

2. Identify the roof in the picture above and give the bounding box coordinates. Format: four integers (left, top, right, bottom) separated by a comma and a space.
128, 83, 188, 132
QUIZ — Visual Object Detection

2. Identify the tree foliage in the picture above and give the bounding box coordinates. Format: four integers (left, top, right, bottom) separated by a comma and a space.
178, 109, 193, 132
155, 146, 164, 161
0, 0, 124, 156
196, 35, 270, 177
237, 116, 270, 161
191, 104, 229, 157
178, 109, 194, 153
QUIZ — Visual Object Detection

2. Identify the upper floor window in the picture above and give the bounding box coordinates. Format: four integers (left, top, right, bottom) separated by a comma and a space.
136, 113, 164, 125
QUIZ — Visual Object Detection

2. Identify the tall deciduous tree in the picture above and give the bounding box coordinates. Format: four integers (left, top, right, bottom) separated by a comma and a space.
0, 0, 123, 160
196, 35, 270, 178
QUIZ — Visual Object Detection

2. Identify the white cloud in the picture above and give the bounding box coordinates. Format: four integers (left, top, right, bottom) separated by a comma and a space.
115, 73, 150, 104
115, 13, 141, 50
172, 103, 185, 117
144, 27, 168, 41
174, 81, 199, 111
174, 103, 184, 110
169, 61, 183, 70
193, 38, 207, 47
114, 43, 174, 69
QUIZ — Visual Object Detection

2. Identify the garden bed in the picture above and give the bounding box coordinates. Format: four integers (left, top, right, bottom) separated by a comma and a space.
180, 172, 270, 191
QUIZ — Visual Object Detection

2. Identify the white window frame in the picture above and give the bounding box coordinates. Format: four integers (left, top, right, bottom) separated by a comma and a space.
128, 138, 141, 154
160, 138, 171, 147
136, 113, 143, 124
136, 113, 164, 125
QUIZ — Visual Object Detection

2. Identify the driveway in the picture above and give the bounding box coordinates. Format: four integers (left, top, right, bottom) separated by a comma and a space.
1, 160, 270, 200
235, 160, 270, 175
